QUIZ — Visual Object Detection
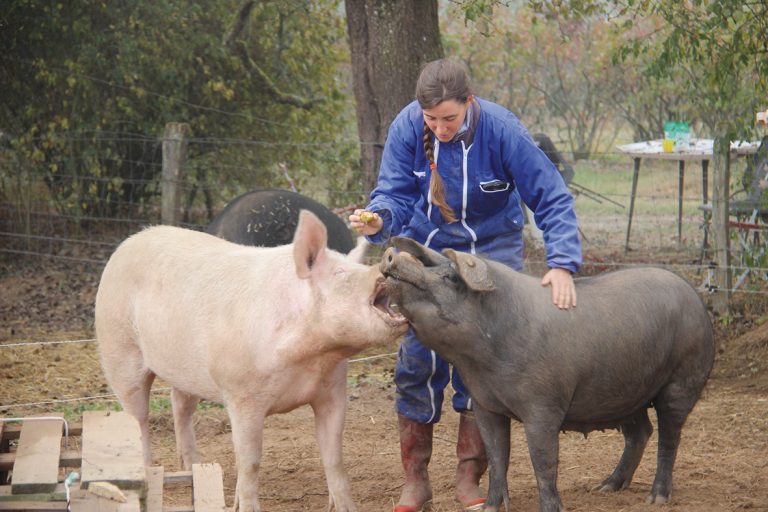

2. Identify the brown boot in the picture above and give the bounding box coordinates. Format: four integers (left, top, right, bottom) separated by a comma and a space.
455, 411, 488, 510
393, 414, 433, 512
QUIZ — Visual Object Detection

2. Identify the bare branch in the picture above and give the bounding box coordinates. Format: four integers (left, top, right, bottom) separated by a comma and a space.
223, 0, 255, 46
224, 1, 323, 110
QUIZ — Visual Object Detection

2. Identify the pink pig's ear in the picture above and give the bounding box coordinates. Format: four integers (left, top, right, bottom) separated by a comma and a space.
346, 236, 369, 264
293, 210, 328, 279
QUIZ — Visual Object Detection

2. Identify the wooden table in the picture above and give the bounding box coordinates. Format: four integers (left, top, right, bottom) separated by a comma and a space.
616, 139, 759, 252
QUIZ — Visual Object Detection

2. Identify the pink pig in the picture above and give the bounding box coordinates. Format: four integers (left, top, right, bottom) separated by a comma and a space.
95, 210, 408, 511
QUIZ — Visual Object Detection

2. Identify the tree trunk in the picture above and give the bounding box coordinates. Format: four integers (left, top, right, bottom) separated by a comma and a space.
345, 0, 443, 199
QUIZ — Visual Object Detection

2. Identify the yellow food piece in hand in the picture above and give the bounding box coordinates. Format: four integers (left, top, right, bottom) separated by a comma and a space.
360, 211, 375, 223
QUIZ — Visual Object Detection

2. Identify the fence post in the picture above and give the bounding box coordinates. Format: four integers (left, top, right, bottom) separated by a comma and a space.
161, 122, 190, 226
711, 137, 731, 315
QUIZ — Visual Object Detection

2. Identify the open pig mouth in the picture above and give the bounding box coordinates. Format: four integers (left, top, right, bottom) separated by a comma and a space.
371, 277, 407, 326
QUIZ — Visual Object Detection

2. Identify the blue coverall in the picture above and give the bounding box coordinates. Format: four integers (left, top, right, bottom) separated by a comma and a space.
366, 98, 582, 423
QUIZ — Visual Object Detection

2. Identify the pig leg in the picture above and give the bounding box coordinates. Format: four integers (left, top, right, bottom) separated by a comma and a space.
311, 363, 356, 512
594, 409, 653, 492
522, 416, 565, 512
171, 388, 201, 469
472, 405, 510, 512
227, 399, 267, 512
647, 385, 700, 504
100, 342, 156, 467
647, 412, 681, 504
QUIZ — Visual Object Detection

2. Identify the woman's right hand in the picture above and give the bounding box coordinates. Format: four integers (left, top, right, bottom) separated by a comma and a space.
349, 209, 383, 236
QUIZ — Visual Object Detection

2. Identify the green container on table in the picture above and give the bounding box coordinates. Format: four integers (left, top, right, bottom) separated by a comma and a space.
663, 121, 676, 152
663, 121, 690, 152
675, 122, 690, 148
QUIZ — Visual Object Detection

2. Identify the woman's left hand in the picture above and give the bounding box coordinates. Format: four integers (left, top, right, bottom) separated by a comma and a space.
541, 268, 577, 310
349, 209, 383, 236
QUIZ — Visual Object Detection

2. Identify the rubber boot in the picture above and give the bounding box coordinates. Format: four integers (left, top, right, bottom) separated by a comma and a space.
455, 411, 488, 511
393, 414, 434, 512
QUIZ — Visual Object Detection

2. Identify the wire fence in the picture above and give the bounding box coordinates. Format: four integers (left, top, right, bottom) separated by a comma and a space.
2, 130, 768, 416
0, 335, 398, 414
2, 132, 766, 278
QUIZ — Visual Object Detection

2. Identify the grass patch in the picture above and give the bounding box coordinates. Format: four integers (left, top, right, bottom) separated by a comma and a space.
50, 395, 224, 422
52, 400, 120, 422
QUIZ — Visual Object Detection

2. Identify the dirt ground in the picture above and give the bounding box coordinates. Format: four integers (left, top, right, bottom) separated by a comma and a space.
2, 237, 768, 511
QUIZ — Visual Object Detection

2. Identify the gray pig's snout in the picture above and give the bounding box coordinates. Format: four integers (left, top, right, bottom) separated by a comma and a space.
381, 247, 396, 273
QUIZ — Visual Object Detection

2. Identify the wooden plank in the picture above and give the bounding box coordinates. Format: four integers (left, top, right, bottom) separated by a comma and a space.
191, 463, 226, 512
0, 423, 83, 442
0, 449, 80, 472
70, 488, 141, 512
0, 482, 68, 502
163, 471, 192, 484
11, 417, 63, 494
145, 466, 164, 512
119, 492, 142, 512
0, 501, 68, 510
0, 484, 66, 501
80, 411, 145, 494
0, 421, 7, 486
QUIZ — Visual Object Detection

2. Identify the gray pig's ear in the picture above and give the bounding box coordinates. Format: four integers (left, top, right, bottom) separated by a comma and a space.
391, 236, 445, 266
443, 249, 495, 292
293, 210, 328, 279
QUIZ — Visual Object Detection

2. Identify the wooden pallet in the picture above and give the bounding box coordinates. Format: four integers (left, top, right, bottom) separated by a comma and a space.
0, 411, 227, 511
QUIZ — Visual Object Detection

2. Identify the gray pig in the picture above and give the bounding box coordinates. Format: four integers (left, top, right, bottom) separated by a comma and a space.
380, 236, 714, 512
206, 187, 355, 254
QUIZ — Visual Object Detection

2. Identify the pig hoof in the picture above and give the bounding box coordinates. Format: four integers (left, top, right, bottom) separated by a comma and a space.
462, 498, 485, 511
393, 502, 432, 512
592, 477, 628, 493
233, 494, 260, 512
646, 493, 670, 505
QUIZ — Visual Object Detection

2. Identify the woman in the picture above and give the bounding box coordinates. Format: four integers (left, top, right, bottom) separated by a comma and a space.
350, 58, 582, 512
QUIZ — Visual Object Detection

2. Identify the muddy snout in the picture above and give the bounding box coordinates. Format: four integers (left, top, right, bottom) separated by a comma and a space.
380, 246, 419, 277
380, 246, 398, 275
380, 246, 427, 294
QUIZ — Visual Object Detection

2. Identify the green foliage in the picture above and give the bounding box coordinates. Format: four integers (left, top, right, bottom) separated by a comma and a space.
444, 3, 632, 158
449, 0, 765, 153
541, 0, 767, 142
0, 0, 356, 220
461, 0, 496, 22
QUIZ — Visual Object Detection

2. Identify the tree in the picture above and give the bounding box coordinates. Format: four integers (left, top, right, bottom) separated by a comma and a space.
454, 0, 766, 146
528, 0, 766, 313
443, 4, 628, 158
0, 0, 354, 220
531, 0, 767, 139
345, 0, 443, 197
510, 13, 622, 158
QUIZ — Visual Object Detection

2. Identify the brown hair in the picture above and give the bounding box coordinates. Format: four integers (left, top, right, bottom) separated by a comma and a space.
416, 59, 472, 224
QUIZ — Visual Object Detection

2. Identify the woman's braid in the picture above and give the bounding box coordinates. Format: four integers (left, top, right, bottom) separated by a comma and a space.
423, 122, 458, 223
